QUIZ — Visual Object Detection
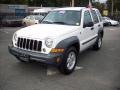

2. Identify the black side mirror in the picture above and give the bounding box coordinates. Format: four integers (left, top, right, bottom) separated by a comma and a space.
83, 22, 94, 28
39, 20, 42, 23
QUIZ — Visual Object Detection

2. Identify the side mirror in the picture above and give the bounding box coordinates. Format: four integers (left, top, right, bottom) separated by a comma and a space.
39, 20, 42, 23
83, 22, 94, 28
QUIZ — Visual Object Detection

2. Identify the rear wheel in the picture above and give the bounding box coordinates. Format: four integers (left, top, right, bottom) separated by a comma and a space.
23, 22, 26, 27
93, 34, 102, 50
108, 22, 111, 26
58, 47, 78, 75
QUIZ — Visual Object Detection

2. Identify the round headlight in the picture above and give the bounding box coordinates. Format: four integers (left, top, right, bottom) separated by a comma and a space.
45, 38, 53, 48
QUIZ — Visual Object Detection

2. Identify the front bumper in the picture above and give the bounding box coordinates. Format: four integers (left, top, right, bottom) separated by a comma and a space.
8, 45, 63, 66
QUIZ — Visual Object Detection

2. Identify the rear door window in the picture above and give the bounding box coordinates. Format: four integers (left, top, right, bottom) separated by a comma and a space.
96, 10, 102, 22
91, 10, 99, 24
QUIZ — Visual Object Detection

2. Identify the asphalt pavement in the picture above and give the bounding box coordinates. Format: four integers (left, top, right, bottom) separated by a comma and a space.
0, 26, 120, 90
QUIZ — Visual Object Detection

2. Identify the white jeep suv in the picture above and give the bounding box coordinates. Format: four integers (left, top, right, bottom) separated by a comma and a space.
8, 7, 104, 75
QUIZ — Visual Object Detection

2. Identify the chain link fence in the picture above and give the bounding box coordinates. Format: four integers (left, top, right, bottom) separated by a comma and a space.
0, 12, 30, 27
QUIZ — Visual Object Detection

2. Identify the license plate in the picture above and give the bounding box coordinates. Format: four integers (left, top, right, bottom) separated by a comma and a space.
20, 53, 29, 61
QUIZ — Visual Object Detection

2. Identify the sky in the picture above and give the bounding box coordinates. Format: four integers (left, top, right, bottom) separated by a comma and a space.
98, 0, 107, 3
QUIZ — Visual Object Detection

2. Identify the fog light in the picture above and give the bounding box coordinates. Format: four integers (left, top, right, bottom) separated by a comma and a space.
43, 48, 46, 52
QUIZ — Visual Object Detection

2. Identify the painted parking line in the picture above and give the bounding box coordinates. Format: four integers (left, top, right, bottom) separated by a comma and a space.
47, 66, 83, 76
105, 26, 120, 30
0, 30, 9, 34
109, 28, 119, 31
3, 31, 9, 34
108, 27, 119, 31
75, 66, 83, 70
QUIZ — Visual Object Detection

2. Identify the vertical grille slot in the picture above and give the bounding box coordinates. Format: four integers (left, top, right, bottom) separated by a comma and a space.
17, 37, 42, 52
23, 38, 26, 49
30, 40, 33, 50
33, 40, 37, 50
26, 39, 30, 49
17, 38, 20, 47
20, 38, 23, 48
38, 41, 42, 51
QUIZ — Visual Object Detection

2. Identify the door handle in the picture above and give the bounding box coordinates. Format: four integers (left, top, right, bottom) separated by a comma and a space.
91, 27, 94, 30
98, 24, 101, 27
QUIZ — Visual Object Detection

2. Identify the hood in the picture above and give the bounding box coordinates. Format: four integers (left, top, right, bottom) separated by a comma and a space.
16, 24, 78, 39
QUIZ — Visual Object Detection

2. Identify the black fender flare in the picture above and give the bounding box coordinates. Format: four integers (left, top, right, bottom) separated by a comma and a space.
55, 36, 80, 52
98, 29, 104, 38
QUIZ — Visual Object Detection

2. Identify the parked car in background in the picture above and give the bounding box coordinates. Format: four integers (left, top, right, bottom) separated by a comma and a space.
102, 17, 119, 26
102, 17, 109, 26
22, 15, 44, 26
32, 8, 53, 16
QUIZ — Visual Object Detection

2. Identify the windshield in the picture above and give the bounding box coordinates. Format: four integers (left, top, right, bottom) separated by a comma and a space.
41, 10, 81, 26
104, 17, 111, 20
35, 15, 44, 20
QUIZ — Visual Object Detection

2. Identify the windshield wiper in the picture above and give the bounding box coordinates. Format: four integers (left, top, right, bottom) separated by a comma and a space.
52, 21, 68, 25
42, 21, 53, 24
42, 21, 72, 25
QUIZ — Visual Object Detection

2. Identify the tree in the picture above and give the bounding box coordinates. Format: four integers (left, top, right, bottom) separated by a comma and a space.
75, 0, 89, 7
106, 0, 120, 15
0, 0, 28, 4
92, 2, 105, 13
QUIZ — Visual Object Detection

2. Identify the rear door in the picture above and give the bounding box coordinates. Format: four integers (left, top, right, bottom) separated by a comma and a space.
96, 9, 103, 29
91, 10, 100, 36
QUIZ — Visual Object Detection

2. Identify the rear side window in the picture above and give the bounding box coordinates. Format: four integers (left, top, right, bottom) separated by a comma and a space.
96, 10, 102, 22
91, 10, 99, 24
84, 11, 92, 25
30, 16, 34, 20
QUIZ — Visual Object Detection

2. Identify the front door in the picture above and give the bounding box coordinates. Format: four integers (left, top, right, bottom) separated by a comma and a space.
80, 10, 96, 51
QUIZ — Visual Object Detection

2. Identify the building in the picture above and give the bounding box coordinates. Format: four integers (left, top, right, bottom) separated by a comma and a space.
0, 4, 28, 19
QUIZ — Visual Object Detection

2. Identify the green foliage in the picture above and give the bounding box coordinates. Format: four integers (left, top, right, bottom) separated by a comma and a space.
0, 0, 28, 4
0, 0, 107, 11
107, 0, 120, 11
93, 2, 105, 13
75, 0, 89, 7
0, 0, 89, 6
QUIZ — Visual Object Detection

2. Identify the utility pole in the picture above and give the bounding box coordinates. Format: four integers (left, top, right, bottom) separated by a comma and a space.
111, 0, 114, 16
71, 0, 74, 7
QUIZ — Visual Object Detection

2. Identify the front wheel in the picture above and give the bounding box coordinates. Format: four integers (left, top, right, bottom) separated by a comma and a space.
58, 47, 78, 75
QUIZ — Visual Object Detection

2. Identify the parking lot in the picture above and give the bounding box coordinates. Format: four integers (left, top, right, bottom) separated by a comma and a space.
0, 26, 120, 90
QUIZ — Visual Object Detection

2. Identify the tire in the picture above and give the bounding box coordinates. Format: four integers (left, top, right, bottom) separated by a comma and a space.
93, 34, 102, 50
108, 22, 111, 26
58, 47, 78, 75
23, 22, 26, 27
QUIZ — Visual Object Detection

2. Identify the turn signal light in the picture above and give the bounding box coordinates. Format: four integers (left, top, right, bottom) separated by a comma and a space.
50, 48, 64, 53
56, 57, 61, 63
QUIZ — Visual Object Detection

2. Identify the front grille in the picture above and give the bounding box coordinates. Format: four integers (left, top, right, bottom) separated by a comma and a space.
17, 37, 42, 51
